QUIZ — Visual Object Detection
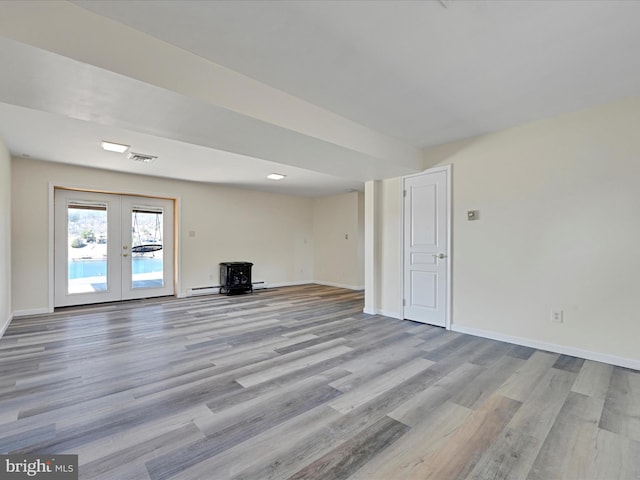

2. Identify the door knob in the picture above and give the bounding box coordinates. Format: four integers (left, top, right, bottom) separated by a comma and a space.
433, 253, 447, 259
123, 253, 128, 257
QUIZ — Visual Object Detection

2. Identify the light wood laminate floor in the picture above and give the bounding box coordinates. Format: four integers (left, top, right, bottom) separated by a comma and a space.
1, 285, 639, 479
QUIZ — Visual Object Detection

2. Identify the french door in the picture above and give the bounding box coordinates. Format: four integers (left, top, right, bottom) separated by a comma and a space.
54, 189, 174, 307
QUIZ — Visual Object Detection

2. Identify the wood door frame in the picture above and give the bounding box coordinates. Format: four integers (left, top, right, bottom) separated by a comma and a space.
401, 164, 452, 329
48, 182, 181, 313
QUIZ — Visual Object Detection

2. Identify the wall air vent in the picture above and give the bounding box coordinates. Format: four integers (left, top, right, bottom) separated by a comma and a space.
128, 152, 157, 163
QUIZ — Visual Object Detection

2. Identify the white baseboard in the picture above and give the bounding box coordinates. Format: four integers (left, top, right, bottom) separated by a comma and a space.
181, 280, 363, 298
185, 280, 277, 297
314, 281, 364, 291
13, 308, 51, 318
186, 286, 220, 296
452, 324, 640, 371
377, 309, 402, 319
268, 280, 314, 288
0, 312, 12, 339
361, 307, 402, 319
258, 280, 365, 291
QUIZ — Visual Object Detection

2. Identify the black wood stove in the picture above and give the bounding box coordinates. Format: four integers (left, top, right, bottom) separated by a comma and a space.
219, 262, 253, 295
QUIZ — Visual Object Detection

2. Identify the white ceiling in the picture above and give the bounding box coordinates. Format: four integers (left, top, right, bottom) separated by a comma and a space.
1, 0, 640, 196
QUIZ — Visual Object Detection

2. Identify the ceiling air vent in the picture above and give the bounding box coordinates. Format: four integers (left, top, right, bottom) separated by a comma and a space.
128, 152, 157, 163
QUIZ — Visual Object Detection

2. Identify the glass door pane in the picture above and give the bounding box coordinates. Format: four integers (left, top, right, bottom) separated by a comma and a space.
67, 204, 108, 293
54, 189, 122, 307
131, 208, 164, 289
121, 196, 174, 300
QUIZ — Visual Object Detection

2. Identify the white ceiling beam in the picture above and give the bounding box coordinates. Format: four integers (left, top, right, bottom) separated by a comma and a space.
0, 0, 422, 179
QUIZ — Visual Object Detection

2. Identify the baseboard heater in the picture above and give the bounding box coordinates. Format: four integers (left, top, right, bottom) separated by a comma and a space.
187, 282, 266, 297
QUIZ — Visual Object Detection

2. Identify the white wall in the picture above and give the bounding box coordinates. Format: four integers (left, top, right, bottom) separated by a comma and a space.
378, 178, 403, 318
376, 97, 640, 367
356, 192, 365, 288
363, 177, 403, 318
312, 192, 364, 289
363, 181, 380, 314
11, 158, 314, 313
0, 138, 11, 335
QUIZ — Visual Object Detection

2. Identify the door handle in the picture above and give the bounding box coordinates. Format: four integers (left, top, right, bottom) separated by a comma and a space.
433, 253, 447, 259
123, 253, 128, 257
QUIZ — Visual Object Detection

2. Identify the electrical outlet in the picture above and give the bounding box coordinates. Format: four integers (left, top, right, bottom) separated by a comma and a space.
551, 310, 563, 323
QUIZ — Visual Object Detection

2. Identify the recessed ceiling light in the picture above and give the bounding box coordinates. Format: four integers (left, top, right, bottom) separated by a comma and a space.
101, 141, 130, 153
267, 173, 286, 180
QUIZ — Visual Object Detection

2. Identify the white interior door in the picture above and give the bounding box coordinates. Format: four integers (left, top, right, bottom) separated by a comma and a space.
54, 189, 174, 307
403, 167, 450, 327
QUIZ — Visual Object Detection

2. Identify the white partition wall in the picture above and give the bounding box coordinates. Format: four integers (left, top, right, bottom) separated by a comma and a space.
0, 138, 10, 336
